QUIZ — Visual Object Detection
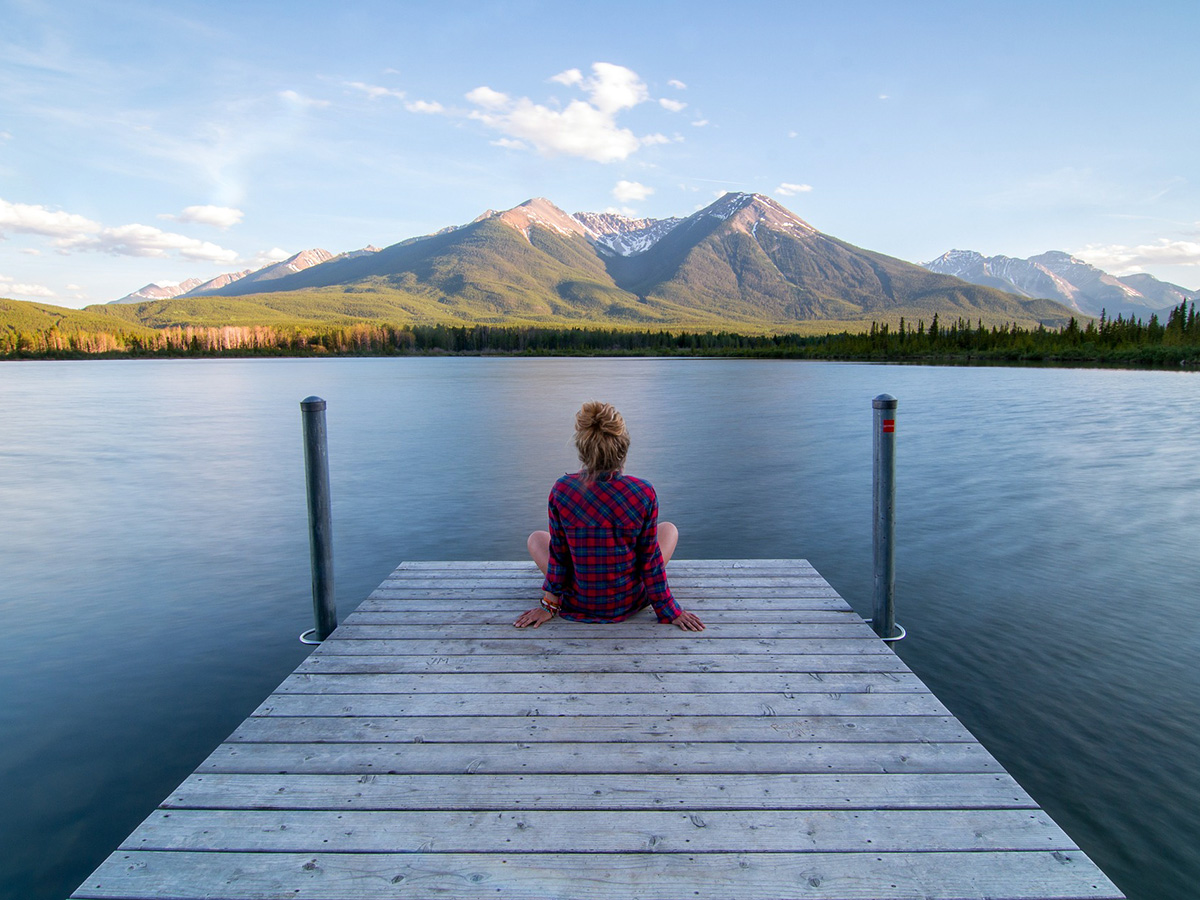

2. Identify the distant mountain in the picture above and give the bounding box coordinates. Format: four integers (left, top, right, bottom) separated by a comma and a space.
189, 270, 251, 294
186, 249, 337, 297
109, 278, 203, 304
1116, 272, 1199, 309
102, 195, 1077, 330
922, 249, 1197, 319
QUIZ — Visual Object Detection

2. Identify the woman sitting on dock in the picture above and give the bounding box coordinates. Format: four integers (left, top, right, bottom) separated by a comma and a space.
515, 401, 705, 632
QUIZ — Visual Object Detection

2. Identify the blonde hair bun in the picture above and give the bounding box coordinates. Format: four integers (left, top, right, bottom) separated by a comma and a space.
574, 401, 630, 473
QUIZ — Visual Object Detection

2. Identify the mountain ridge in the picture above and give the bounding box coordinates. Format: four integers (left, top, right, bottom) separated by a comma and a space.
95, 193, 1079, 330
923, 249, 1198, 318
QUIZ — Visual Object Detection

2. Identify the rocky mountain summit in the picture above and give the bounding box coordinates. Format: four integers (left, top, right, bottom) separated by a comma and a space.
923, 249, 1197, 319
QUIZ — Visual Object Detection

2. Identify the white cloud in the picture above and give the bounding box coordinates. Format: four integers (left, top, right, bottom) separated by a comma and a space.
1, 198, 239, 263
66, 283, 82, 290
776, 183, 813, 196
879, 94, 890, 101
668, 79, 687, 90
1073, 239, 1200, 274
659, 98, 687, 112
0, 275, 56, 298
641, 133, 672, 146
787, 131, 798, 138
0, 131, 12, 141
605, 206, 638, 217
613, 180, 654, 203
586, 63, 649, 114
492, 138, 527, 150
550, 68, 584, 87
58, 223, 240, 262
21, 248, 42, 255
0, 198, 101, 238
345, 82, 405, 101
465, 86, 510, 110
279, 89, 331, 108
465, 63, 657, 163
405, 100, 444, 114
161, 205, 244, 229
692, 119, 709, 127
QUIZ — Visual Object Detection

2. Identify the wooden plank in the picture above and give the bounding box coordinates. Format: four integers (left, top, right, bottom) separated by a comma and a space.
227, 714, 977, 745
393, 561, 816, 573
328, 622, 878, 640
379, 575, 837, 588
123, 807, 1078, 853
197, 740, 999, 776
295, 652, 914, 675
311, 638, 896, 656
348, 607, 861, 623
360, 595, 849, 609
72, 849, 1123, 900
272, 671, 928, 695
162, 772, 1043, 811
251, 691, 954, 718
368, 587, 848, 600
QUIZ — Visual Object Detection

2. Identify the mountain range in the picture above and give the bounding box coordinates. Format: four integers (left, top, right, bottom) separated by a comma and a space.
922, 250, 1197, 319
99, 193, 1079, 331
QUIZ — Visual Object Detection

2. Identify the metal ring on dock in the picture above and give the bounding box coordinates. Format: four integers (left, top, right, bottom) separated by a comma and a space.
866, 620, 907, 642
299, 628, 322, 645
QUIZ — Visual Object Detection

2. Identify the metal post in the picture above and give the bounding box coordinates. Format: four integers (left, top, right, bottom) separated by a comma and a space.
301, 397, 337, 643
872, 394, 898, 640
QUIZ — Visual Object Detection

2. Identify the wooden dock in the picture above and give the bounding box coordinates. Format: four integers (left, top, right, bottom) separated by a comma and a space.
73, 559, 1123, 899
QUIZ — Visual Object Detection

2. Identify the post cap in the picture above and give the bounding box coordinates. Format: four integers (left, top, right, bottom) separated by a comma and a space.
872, 394, 898, 409
301, 396, 326, 411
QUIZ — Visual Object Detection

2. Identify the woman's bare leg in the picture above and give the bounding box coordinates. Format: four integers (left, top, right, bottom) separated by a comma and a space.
527, 530, 551, 577
658, 521, 679, 564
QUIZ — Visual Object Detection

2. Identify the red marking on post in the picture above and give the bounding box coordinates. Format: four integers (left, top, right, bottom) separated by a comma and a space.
882, 420, 895, 434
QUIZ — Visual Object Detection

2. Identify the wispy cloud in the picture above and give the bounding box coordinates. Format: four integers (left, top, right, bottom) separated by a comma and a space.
160, 204, 243, 229
775, 183, 813, 196
659, 98, 687, 112
1073, 239, 1200, 274
345, 82, 405, 101
280, 89, 330, 109
463, 63, 662, 163
668, 79, 687, 90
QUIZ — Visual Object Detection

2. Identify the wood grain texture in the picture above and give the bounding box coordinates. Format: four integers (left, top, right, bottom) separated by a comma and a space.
70, 559, 1123, 900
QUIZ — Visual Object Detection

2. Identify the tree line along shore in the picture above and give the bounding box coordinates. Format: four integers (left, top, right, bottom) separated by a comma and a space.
2, 303, 1198, 368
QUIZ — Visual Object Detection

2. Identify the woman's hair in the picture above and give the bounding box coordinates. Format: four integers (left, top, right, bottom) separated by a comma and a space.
574, 401, 630, 474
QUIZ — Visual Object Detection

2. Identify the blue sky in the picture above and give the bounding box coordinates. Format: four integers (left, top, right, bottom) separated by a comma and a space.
2, 0, 1198, 307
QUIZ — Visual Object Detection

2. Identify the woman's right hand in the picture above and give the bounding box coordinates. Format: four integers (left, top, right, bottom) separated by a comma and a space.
514, 607, 555, 628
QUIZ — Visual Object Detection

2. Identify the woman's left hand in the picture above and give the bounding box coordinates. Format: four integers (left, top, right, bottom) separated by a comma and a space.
671, 610, 705, 631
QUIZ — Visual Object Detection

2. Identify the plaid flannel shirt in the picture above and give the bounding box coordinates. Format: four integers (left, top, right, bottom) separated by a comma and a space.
541, 471, 681, 623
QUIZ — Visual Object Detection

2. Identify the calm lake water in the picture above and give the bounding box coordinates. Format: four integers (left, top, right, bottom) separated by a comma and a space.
1, 358, 1196, 900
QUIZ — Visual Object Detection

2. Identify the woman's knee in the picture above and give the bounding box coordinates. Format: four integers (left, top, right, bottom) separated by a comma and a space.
528, 530, 551, 573
658, 521, 679, 564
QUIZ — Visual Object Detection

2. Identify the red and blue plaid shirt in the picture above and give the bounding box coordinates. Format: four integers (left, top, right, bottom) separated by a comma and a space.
542, 471, 682, 623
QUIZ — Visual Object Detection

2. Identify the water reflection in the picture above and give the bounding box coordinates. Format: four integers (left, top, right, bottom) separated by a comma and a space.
0, 358, 1195, 900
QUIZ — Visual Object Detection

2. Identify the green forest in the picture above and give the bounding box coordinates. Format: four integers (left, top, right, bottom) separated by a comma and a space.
2, 303, 1198, 368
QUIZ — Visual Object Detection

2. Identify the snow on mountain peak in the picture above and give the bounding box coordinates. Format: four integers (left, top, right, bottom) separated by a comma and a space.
701, 192, 819, 237
572, 210, 682, 257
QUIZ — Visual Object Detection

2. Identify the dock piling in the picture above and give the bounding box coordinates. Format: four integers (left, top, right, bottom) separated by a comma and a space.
872, 394, 898, 640
301, 396, 337, 642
